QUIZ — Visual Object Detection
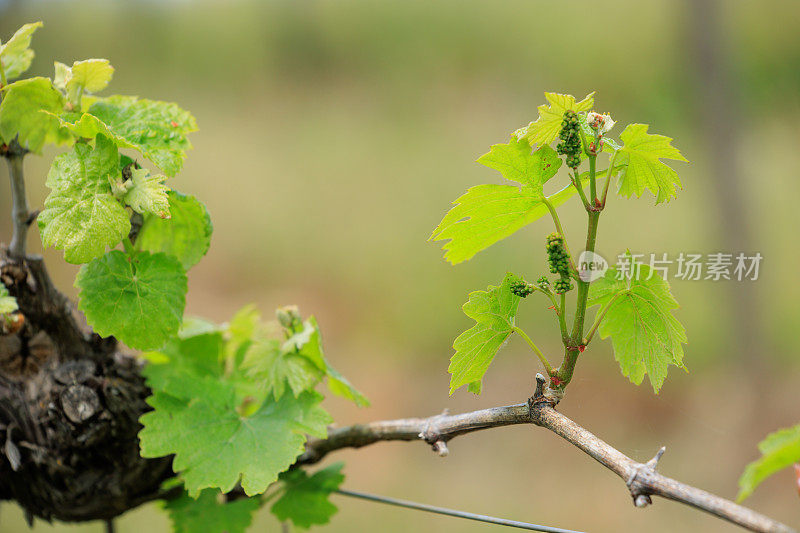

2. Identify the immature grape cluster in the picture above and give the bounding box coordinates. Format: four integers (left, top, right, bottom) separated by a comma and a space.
553, 278, 573, 294
546, 233, 573, 294
546, 233, 569, 275
556, 110, 582, 169
509, 279, 535, 298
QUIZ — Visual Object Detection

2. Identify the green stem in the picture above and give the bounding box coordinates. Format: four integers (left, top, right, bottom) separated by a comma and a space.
512, 326, 554, 376
588, 155, 597, 204
556, 157, 601, 388
5, 152, 28, 259
600, 150, 619, 207
570, 170, 591, 210
558, 292, 568, 342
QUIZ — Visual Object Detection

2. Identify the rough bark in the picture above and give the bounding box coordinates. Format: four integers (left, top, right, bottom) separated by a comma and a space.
0, 250, 173, 523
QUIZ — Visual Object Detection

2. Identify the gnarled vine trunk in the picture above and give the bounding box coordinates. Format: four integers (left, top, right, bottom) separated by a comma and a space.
0, 250, 173, 523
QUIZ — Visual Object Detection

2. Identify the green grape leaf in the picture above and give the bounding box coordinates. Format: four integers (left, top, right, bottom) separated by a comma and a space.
271, 463, 345, 529
142, 325, 225, 393
135, 191, 212, 269
0, 284, 18, 315
588, 258, 687, 392
612, 123, 688, 204
477, 140, 561, 189
139, 375, 332, 497
66, 59, 114, 94
448, 273, 521, 394
514, 92, 595, 146
0, 22, 42, 80
38, 135, 130, 263
58, 96, 197, 176
430, 180, 580, 265
123, 168, 170, 218
165, 489, 261, 533
738, 424, 800, 501
431, 144, 569, 264
75, 250, 187, 350
0, 77, 68, 153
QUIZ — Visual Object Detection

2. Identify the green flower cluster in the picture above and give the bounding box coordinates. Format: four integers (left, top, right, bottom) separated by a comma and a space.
509, 279, 535, 298
556, 110, 582, 169
546, 233, 573, 294
553, 278, 573, 294
546, 233, 569, 275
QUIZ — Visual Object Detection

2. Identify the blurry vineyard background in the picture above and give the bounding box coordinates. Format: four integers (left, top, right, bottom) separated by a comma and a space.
1, 0, 799, 531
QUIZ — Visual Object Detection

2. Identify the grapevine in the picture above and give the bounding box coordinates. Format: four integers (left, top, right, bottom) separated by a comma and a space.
0, 21, 794, 533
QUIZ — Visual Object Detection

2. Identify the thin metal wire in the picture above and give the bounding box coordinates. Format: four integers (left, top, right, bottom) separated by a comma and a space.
334, 489, 585, 533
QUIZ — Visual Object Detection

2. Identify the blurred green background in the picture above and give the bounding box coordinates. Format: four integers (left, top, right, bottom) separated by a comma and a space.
1, 0, 799, 531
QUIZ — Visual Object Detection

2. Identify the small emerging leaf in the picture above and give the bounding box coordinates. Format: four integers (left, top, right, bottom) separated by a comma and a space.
123, 168, 170, 218
0, 77, 68, 153
448, 273, 521, 394
224, 304, 261, 367
738, 424, 800, 501
515, 92, 595, 146
0, 22, 43, 80
68, 59, 114, 93
243, 314, 369, 406
53, 61, 70, 90
244, 334, 323, 400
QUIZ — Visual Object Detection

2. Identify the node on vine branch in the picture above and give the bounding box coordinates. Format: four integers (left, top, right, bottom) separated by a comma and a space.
626, 446, 667, 508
